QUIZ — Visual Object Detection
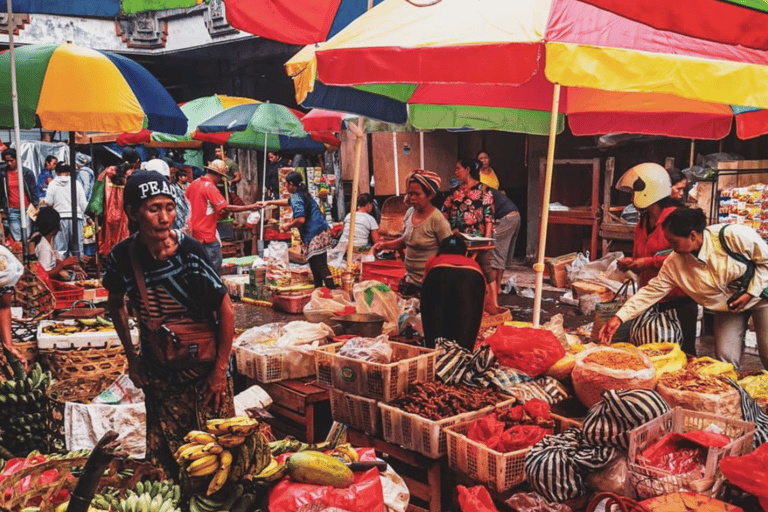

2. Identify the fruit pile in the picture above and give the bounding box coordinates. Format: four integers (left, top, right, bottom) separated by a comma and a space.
42, 317, 115, 335
175, 417, 271, 496
102, 481, 182, 512
0, 362, 53, 455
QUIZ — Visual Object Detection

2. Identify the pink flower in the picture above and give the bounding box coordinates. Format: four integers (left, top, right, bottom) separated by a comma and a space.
463, 211, 476, 225
464, 198, 473, 207
469, 189, 482, 201
482, 191, 493, 205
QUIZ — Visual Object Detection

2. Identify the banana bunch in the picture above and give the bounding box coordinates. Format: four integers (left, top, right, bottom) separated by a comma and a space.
242, 457, 287, 486
112, 481, 181, 512
175, 417, 269, 496
330, 443, 359, 463
189, 484, 260, 512
0, 362, 54, 455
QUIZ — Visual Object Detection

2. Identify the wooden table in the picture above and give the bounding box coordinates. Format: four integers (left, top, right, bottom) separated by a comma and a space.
345, 428, 445, 512
259, 378, 331, 443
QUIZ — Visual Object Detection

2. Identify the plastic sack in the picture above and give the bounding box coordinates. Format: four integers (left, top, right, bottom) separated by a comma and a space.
656, 372, 742, 420
304, 288, 354, 319
397, 298, 422, 337
278, 321, 335, 348
542, 314, 568, 350
234, 323, 286, 352
571, 347, 657, 408
738, 370, 768, 406
0, 454, 71, 505
565, 252, 590, 276
268, 448, 384, 512
634, 343, 687, 377
457, 485, 499, 512
352, 280, 400, 335
567, 251, 635, 292
91, 374, 144, 405
688, 357, 738, 381
484, 325, 565, 378
338, 334, 393, 363
0, 245, 23, 288
505, 492, 573, 512
266, 242, 290, 283
629, 305, 683, 346
246, 210, 261, 227
720, 442, 768, 512
586, 455, 627, 495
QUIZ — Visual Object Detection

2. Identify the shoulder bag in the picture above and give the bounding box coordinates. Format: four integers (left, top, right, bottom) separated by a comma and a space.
718, 225, 768, 300
129, 242, 218, 369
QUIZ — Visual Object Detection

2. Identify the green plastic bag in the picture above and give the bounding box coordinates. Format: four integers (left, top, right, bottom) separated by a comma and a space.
88, 179, 105, 215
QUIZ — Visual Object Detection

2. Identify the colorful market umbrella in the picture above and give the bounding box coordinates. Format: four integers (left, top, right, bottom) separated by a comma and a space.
194, 102, 327, 251
0, 0, 206, 16
286, 0, 768, 324
0, 43, 187, 134
579, 0, 768, 51
223, 0, 385, 45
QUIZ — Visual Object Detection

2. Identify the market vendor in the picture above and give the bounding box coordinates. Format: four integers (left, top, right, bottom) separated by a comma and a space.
372, 169, 451, 297
0, 244, 25, 372
600, 208, 768, 370
615, 163, 697, 355
103, 171, 235, 479
256, 171, 335, 288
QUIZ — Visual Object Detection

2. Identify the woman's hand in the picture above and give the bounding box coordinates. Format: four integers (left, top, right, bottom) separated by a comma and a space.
728, 291, 753, 313
4, 344, 28, 371
203, 367, 228, 410
617, 257, 646, 273
598, 316, 623, 345
279, 222, 292, 232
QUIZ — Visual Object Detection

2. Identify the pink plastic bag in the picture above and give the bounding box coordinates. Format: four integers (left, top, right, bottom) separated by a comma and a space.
484, 325, 565, 377
457, 485, 500, 512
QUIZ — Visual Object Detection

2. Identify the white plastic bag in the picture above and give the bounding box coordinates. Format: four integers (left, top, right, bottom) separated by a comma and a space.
303, 288, 354, 321
352, 280, 401, 334
338, 334, 393, 363
0, 245, 23, 288
567, 251, 635, 294
246, 210, 261, 227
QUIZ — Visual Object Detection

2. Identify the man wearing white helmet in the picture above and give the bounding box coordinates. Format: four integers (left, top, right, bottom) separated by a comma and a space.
614, 163, 697, 354
144, 158, 189, 231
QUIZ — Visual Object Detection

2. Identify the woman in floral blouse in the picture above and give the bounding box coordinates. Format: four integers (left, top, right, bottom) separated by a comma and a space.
443, 158, 505, 313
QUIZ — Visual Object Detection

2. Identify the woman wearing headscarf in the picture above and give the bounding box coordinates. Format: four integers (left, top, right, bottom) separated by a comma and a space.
372, 170, 451, 297
257, 171, 334, 288
103, 171, 234, 479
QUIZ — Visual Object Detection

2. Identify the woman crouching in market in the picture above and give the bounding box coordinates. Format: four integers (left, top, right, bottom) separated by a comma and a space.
103, 171, 235, 479
615, 163, 697, 355
600, 207, 768, 370
372, 170, 451, 298
257, 171, 335, 288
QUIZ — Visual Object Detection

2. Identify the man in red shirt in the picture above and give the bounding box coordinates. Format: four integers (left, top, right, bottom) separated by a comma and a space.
185, 160, 257, 271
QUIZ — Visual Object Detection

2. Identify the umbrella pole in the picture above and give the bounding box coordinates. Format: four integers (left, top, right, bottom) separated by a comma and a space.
689, 139, 695, 168
7, 0, 28, 259
346, 117, 365, 272
419, 131, 425, 169
258, 132, 268, 256
532, 83, 561, 327
392, 132, 399, 196
69, 131, 80, 258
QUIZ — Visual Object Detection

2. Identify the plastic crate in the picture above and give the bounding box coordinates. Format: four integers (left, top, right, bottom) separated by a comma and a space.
37, 320, 138, 349
379, 397, 516, 459
329, 388, 380, 436
235, 345, 316, 383
361, 260, 405, 291
51, 281, 84, 310
314, 341, 438, 402
445, 412, 583, 493
271, 290, 313, 314
626, 407, 756, 499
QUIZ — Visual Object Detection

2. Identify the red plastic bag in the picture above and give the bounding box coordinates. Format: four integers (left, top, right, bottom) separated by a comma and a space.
497, 425, 551, 453
639, 431, 730, 475
720, 442, 768, 512
457, 485, 499, 512
467, 413, 505, 449
268, 448, 384, 512
484, 325, 565, 377
523, 399, 551, 420
0, 455, 70, 504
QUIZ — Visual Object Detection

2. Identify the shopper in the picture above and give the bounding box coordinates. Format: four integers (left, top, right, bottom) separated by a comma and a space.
257, 171, 335, 288
337, 193, 380, 248
476, 150, 500, 190
1, 148, 39, 243
0, 244, 25, 372
615, 162, 697, 355
37, 155, 58, 198
600, 208, 768, 370
98, 146, 141, 256
489, 188, 520, 296
372, 170, 451, 297
185, 160, 258, 271
42, 162, 88, 259
668, 167, 688, 202
103, 171, 235, 479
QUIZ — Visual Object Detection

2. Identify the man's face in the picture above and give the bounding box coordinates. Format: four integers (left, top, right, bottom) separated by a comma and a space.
46, 158, 58, 170
2, 155, 17, 171
131, 195, 176, 242
268, 152, 279, 163
215, 147, 223, 159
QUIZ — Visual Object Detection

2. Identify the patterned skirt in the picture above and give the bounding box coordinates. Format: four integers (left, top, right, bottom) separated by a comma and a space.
304, 229, 333, 260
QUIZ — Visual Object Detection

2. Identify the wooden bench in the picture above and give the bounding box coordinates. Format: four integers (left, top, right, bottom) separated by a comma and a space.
260, 378, 331, 443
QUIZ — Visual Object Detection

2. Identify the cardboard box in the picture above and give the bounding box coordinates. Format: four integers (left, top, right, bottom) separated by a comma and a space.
546, 252, 578, 288
571, 280, 612, 301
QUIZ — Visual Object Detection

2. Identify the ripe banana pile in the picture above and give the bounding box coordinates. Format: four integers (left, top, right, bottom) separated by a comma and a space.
175, 417, 270, 496
42, 317, 115, 335
0, 363, 54, 455
94, 481, 181, 512
189, 484, 261, 512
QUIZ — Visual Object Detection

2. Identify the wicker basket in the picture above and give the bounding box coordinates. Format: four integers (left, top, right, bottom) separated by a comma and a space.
39, 340, 128, 381
0, 456, 161, 512
329, 264, 361, 287
13, 265, 55, 323
480, 309, 512, 330
46, 375, 114, 453
11, 319, 37, 343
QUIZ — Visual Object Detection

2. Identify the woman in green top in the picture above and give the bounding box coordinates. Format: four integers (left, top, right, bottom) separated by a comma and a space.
373, 170, 451, 297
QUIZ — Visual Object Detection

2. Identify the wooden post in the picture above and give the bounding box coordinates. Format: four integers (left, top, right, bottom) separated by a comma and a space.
346, 118, 365, 271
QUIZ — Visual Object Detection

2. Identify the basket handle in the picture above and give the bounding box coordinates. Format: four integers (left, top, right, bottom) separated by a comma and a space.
71, 299, 96, 309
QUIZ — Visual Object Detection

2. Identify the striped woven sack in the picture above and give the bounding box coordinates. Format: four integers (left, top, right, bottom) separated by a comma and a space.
728, 378, 768, 448
628, 304, 683, 346
582, 389, 670, 449
524, 428, 615, 503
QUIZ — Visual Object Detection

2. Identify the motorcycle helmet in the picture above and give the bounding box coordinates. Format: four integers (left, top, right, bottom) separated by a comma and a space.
617, 163, 671, 209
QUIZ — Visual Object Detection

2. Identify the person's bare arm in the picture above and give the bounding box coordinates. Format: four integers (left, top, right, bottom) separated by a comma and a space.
203, 294, 234, 410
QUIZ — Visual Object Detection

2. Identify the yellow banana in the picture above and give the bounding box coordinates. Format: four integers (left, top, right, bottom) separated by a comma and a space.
206, 464, 231, 496
217, 434, 246, 448
227, 424, 259, 436
174, 443, 204, 462
219, 450, 233, 469
202, 442, 224, 454
186, 454, 219, 476
184, 431, 217, 444
205, 419, 229, 435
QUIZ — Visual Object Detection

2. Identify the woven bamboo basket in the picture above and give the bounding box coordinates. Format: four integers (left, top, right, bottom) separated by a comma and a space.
0, 456, 162, 512
480, 308, 512, 330
46, 375, 115, 453
39, 340, 128, 381
12, 265, 55, 323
